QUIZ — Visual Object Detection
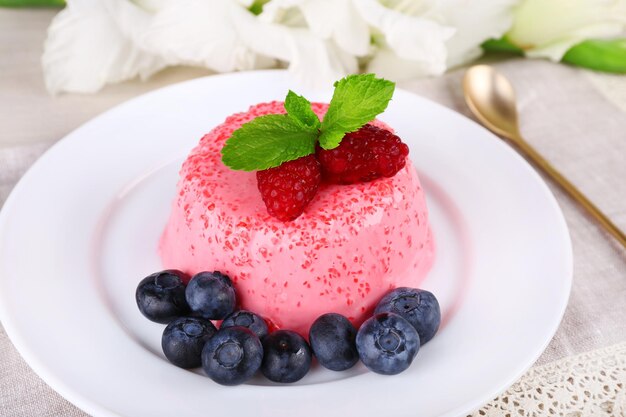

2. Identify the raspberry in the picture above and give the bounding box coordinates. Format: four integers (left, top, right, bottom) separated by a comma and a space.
257, 155, 321, 221
316, 124, 409, 184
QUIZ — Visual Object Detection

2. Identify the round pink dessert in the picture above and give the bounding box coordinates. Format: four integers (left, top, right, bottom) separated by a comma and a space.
160, 102, 435, 336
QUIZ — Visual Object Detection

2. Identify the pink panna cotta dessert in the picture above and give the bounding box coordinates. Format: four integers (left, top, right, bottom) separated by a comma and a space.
159, 101, 435, 337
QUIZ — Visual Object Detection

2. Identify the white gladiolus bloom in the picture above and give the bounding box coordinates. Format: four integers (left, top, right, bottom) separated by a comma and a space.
260, 0, 370, 56
143, 0, 360, 88
355, 0, 517, 80
508, 0, 626, 60
42, 0, 526, 93
430, 0, 518, 67
354, 0, 455, 79
246, 0, 364, 87
232, 10, 360, 88
43, 0, 362, 93
42, 0, 166, 94
140, 0, 274, 73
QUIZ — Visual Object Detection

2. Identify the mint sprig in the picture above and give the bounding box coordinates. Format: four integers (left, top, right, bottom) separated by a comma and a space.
318, 74, 395, 150
221, 74, 394, 171
285, 90, 321, 130
220, 114, 318, 171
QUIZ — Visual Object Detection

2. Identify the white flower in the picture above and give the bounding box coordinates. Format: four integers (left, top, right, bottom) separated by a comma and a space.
144, 0, 362, 88
507, 0, 626, 60
353, 0, 517, 80
42, 0, 166, 94
260, 0, 370, 56
43, 0, 368, 93
430, 0, 519, 68
140, 0, 275, 73
43, 0, 276, 94
354, 0, 454, 79
241, 26, 360, 89
42, 0, 525, 93
246, 0, 367, 87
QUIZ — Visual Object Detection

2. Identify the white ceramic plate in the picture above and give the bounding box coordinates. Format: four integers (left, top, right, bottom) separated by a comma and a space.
0, 70, 572, 417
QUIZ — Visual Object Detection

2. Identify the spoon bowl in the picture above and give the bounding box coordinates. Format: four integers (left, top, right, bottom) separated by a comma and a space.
462, 64, 626, 249
463, 65, 521, 141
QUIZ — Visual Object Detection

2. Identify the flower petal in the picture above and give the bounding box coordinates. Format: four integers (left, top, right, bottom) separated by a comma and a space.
259, 0, 306, 26
42, 0, 165, 94
234, 8, 357, 87
354, 0, 455, 76
141, 0, 273, 72
508, 0, 626, 60
299, 0, 370, 56
260, 0, 370, 56
287, 30, 359, 87
427, 0, 517, 67
367, 47, 437, 80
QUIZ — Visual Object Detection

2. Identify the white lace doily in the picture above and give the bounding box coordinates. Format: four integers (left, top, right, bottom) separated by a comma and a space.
471, 342, 626, 416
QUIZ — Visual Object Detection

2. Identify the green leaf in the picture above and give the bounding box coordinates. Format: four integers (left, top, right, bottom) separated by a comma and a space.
221, 114, 318, 171
285, 90, 321, 130
0, 0, 64, 6
318, 74, 395, 150
221, 73, 397, 171
248, 0, 269, 15
562, 39, 626, 74
481, 37, 523, 55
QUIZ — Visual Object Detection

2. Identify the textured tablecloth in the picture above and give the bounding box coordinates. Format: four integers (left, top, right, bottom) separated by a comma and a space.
1, 8, 625, 417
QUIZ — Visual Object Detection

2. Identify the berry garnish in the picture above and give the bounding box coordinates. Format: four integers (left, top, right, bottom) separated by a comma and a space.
162, 317, 217, 368
221, 74, 395, 172
135, 270, 190, 324
309, 313, 359, 371
221, 310, 269, 340
374, 287, 440, 345
316, 124, 409, 184
256, 155, 321, 221
356, 312, 420, 375
202, 327, 263, 386
261, 330, 312, 383
185, 271, 237, 320
221, 74, 398, 220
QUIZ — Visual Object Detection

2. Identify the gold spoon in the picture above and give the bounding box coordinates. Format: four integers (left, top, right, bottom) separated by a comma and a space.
463, 64, 626, 249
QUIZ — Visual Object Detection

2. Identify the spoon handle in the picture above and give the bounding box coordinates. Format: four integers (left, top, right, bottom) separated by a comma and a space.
510, 133, 626, 249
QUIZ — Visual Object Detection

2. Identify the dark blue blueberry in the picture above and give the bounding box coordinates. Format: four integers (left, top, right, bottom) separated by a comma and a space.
374, 287, 441, 345
356, 312, 420, 375
185, 271, 236, 320
221, 310, 269, 340
261, 330, 312, 383
309, 313, 358, 371
135, 270, 190, 323
161, 317, 217, 368
202, 327, 263, 386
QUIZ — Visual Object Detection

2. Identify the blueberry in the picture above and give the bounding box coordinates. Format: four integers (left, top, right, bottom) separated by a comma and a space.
261, 330, 312, 383
221, 310, 269, 340
161, 317, 217, 368
356, 312, 420, 375
374, 287, 441, 345
185, 271, 236, 320
309, 313, 358, 371
136, 270, 190, 323
202, 327, 263, 386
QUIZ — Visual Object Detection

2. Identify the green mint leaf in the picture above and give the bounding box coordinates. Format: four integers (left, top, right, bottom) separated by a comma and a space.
221, 114, 318, 171
318, 74, 395, 150
285, 90, 321, 130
